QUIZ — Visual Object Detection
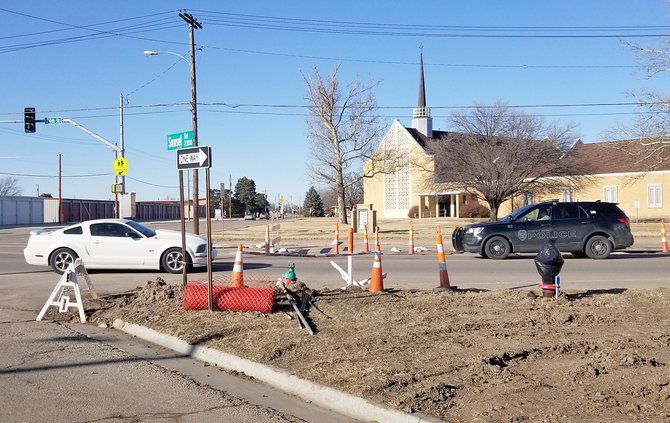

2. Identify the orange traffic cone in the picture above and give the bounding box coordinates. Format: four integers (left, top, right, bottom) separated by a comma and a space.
436, 228, 455, 290
230, 244, 244, 287
662, 222, 669, 253
363, 225, 370, 253
408, 221, 415, 255
332, 224, 340, 254
369, 251, 384, 292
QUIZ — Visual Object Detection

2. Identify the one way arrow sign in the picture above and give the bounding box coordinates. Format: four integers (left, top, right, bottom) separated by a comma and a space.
176, 146, 212, 170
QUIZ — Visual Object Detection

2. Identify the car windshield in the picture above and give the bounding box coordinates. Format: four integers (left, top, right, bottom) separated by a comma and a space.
125, 221, 156, 238
501, 204, 535, 222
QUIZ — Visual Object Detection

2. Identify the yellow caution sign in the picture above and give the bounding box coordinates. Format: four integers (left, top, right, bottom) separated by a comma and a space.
113, 156, 128, 172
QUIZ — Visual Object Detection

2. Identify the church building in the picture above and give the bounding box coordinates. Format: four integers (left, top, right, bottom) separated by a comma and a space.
363, 53, 472, 219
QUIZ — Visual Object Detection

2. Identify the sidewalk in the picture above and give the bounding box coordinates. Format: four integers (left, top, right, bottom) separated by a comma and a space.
214, 235, 665, 258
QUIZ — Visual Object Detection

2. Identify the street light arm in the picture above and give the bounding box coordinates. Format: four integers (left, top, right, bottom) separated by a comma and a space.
143, 50, 189, 64
63, 119, 121, 152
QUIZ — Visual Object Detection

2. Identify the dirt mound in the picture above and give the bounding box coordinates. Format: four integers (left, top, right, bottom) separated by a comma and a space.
84, 282, 670, 422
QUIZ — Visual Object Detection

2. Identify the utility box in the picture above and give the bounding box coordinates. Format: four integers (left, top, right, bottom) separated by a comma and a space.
119, 193, 136, 219
356, 204, 376, 233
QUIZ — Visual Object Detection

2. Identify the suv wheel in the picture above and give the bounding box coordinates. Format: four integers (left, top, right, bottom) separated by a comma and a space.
585, 235, 612, 259
484, 236, 511, 260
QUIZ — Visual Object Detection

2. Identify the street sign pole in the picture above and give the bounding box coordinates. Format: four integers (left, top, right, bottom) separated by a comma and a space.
178, 170, 187, 287
175, 146, 213, 294
206, 168, 213, 312
220, 182, 225, 239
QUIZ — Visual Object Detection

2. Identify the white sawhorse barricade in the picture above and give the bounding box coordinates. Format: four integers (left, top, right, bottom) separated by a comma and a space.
36, 259, 97, 323
330, 255, 387, 289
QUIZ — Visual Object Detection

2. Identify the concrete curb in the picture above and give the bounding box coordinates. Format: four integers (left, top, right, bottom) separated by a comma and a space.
112, 319, 444, 423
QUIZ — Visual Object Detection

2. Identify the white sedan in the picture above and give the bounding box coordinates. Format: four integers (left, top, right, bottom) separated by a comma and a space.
24, 219, 216, 274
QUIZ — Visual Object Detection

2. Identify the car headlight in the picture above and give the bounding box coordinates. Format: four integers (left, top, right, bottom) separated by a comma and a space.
465, 227, 484, 236
196, 244, 206, 254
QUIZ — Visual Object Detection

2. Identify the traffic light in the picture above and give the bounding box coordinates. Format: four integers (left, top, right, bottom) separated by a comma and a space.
24, 107, 36, 133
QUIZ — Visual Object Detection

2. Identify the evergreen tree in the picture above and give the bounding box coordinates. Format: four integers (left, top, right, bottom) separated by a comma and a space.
234, 177, 257, 213
302, 186, 325, 217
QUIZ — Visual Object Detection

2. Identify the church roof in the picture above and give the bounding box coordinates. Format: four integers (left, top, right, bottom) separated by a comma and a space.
403, 127, 670, 175
404, 127, 456, 150
567, 139, 670, 173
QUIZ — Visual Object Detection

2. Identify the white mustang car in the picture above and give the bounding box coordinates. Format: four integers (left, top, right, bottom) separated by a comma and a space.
24, 219, 215, 274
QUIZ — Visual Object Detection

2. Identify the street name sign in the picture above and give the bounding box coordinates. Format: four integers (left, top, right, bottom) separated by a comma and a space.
45, 117, 63, 124
167, 130, 194, 151
176, 146, 212, 170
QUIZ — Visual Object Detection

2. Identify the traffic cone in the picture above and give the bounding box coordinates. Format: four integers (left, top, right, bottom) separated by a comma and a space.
436, 228, 454, 290
662, 222, 669, 253
369, 251, 384, 292
363, 225, 370, 253
332, 224, 340, 254
348, 227, 354, 254
230, 244, 244, 287
408, 221, 415, 255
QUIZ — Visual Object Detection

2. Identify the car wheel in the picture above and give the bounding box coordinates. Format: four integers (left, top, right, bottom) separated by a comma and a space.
50, 248, 78, 274
484, 236, 511, 260
571, 251, 588, 258
162, 247, 190, 274
585, 235, 612, 259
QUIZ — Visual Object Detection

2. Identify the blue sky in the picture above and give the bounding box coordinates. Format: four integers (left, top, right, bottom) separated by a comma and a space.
1, 1, 669, 206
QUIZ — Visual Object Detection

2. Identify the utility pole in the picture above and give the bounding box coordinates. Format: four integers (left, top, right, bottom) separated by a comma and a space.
179, 10, 202, 234
58, 153, 62, 223
119, 94, 126, 194
229, 174, 232, 219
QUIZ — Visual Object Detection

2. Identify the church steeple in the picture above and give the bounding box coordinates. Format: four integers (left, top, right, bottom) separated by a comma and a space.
418, 51, 426, 108
412, 49, 433, 137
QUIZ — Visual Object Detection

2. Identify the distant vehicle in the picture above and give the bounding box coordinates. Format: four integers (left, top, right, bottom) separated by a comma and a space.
244, 212, 255, 220
452, 201, 634, 260
258, 212, 269, 219
24, 219, 215, 274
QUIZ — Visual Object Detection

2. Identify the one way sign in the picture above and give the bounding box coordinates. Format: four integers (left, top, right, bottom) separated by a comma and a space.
176, 146, 212, 170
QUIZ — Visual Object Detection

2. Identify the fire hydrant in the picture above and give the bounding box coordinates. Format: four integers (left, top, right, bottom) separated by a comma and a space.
534, 240, 564, 298
280, 263, 298, 286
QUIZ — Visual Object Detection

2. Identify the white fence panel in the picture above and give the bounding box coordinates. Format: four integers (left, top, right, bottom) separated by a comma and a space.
0, 196, 44, 225
44, 198, 59, 223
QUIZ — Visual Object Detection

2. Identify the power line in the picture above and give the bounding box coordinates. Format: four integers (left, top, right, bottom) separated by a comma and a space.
0, 100, 663, 119
0, 7, 187, 53
0, 12, 176, 40
126, 176, 177, 188
0, 8, 648, 69
194, 10, 670, 33
192, 10, 670, 38
208, 45, 641, 69
0, 171, 111, 178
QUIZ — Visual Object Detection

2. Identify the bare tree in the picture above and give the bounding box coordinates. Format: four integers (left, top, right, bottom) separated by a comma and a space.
610, 30, 670, 169
343, 172, 364, 210
303, 65, 385, 224
0, 176, 22, 196
429, 102, 587, 220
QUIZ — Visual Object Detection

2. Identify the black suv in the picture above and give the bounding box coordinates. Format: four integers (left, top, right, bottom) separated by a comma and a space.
452, 201, 634, 259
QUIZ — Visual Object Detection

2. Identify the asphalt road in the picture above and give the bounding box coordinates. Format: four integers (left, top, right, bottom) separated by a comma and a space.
2, 221, 669, 422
